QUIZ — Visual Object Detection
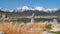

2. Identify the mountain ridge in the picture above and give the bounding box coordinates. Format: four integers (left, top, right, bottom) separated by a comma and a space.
0, 6, 59, 13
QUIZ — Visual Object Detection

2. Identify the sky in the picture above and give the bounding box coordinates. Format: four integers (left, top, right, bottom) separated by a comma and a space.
0, 0, 60, 10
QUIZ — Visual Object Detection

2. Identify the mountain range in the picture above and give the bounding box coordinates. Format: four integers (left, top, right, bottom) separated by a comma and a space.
0, 6, 60, 16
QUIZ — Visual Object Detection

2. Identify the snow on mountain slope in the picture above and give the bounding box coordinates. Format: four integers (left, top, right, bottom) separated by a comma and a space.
33, 6, 58, 12
0, 8, 8, 11
34, 6, 44, 11
0, 8, 13, 12
16, 6, 31, 12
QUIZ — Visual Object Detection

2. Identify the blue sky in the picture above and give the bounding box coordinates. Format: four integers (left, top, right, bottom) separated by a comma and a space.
0, 0, 60, 9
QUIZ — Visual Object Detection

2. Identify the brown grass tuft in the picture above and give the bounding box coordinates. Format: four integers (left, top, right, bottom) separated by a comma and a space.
0, 22, 46, 34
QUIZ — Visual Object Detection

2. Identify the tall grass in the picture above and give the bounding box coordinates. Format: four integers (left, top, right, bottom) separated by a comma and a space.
0, 22, 46, 34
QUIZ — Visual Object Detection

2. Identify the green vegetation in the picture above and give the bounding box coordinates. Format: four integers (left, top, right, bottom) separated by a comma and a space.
53, 31, 60, 34
45, 24, 52, 30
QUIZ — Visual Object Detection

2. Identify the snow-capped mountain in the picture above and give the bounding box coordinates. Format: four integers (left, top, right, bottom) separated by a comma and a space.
0, 6, 59, 13
0, 8, 8, 11
0, 8, 13, 12
15, 6, 59, 12
15, 6, 31, 12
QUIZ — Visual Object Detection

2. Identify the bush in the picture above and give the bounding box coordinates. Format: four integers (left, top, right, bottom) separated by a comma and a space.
45, 24, 52, 30
54, 31, 60, 34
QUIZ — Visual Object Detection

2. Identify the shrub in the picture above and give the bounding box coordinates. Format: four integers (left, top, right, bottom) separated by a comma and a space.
54, 31, 60, 34
45, 24, 52, 30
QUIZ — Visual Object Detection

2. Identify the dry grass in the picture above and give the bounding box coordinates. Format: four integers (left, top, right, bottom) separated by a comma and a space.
0, 22, 46, 34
